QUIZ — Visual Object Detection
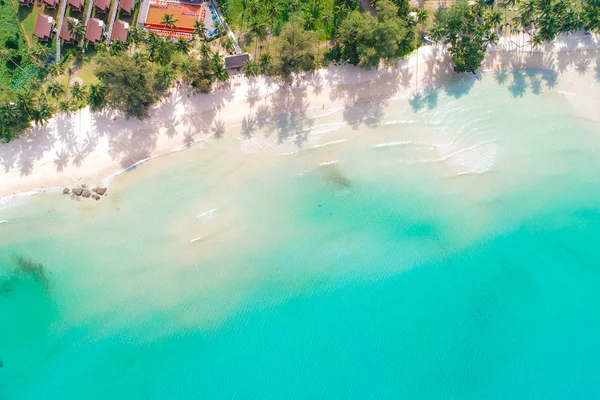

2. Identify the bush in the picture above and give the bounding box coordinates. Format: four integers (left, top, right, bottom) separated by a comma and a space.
5, 53, 22, 70
4, 33, 20, 50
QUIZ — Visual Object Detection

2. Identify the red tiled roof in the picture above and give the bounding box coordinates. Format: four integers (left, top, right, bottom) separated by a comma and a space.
119, 0, 134, 13
42, 0, 59, 7
33, 14, 55, 40
60, 17, 78, 42
95, 0, 110, 11
111, 20, 130, 42
85, 18, 105, 42
68, 0, 84, 9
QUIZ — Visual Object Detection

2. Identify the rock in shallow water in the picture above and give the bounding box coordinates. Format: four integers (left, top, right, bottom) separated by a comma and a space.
92, 194, 100, 200
82, 189, 91, 198
63, 188, 70, 194
72, 188, 83, 196
93, 187, 107, 196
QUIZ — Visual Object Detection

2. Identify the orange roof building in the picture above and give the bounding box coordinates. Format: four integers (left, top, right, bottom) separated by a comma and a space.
144, 1, 203, 34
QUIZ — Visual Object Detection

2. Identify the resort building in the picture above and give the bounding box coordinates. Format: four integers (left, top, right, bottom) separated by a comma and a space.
60, 17, 78, 43
85, 18, 106, 43
143, 0, 221, 39
119, 0, 135, 15
19, 0, 34, 7
111, 20, 130, 42
42, 0, 59, 9
33, 14, 56, 42
94, 0, 110, 13
68, 0, 85, 12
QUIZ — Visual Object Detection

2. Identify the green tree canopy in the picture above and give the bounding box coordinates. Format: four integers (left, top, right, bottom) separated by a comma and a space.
94, 53, 163, 118
337, 0, 415, 68
432, 0, 499, 74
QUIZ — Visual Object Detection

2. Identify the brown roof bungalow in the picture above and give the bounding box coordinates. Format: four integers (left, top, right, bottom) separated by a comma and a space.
60, 17, 78, 43
225, 54, 250, 70
68, 0, 84, 12
42, 0, 59, 9
119, 0, 134, 15
94, 0, 110, 13
85, 18, 105, 43
33, 14, 55, 42
111, 20, 130, 43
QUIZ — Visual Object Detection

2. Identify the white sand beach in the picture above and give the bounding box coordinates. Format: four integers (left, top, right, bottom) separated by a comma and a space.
1, 32, 599, 198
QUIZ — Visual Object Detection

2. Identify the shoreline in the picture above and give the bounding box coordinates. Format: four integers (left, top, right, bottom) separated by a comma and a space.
1, 32, 599, 201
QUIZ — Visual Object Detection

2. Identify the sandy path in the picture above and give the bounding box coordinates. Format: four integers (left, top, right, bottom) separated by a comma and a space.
1, 32, 599, 199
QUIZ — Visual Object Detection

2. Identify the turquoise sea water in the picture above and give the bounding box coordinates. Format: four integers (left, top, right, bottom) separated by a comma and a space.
2, 70, 600, 398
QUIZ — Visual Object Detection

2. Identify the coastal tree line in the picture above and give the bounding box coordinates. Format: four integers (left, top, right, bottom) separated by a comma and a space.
3, 0, 600, 141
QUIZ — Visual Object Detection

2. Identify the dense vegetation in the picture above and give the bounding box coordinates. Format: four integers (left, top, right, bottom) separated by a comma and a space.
3, 0, 600, 142
0, 0, 30, 86
432, 0, 500, 74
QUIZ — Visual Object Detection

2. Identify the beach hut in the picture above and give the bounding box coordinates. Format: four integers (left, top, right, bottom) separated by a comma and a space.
60, 17, 78, 43
94, 0, 110, 13
33, 14, 56, 41
119, 0, 135, 15
224, 54, 249, 70
68, 0, 84, 12
111, 20, 130, 43
42, 0, 59, 9
85, 18, 105, 43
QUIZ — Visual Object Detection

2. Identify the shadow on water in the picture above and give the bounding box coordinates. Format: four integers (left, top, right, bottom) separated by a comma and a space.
1, 256, 50, 296
321, 164, 352, 189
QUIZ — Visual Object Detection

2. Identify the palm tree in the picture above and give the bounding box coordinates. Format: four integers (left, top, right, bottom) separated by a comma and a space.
28, 44, 50, 67
47, 81, 66, 101
0, 103, 18, 127
154, 38, 174, 66
70, 82, 88, 106
161, 13, 178, 32
212, 53, 229, 83
46, 61, 63, 77
200, 43, 211, 59
222, 37, 235, 54
66, 66, 75, 88
249, 19, 267, 58
67, 19, 86, 43
175, 37, 191, 54
31, 100, 55, 126
88, 83, 107, 111
242, 59, 259, 77
128, 26, 147, 47
132, 51, 148, 65
157, 65, 176, 89
110, 39, 128, 55
29, 77, 43, 93
266, 2, 281, 50
146, 31, 160, 61
15, 91, 35, 119
259, 53, 271, 74
58, 99, 76, 116
193, 20, 206, 39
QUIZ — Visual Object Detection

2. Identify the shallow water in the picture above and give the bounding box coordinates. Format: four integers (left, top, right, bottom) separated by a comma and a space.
2, 70, 600, 398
